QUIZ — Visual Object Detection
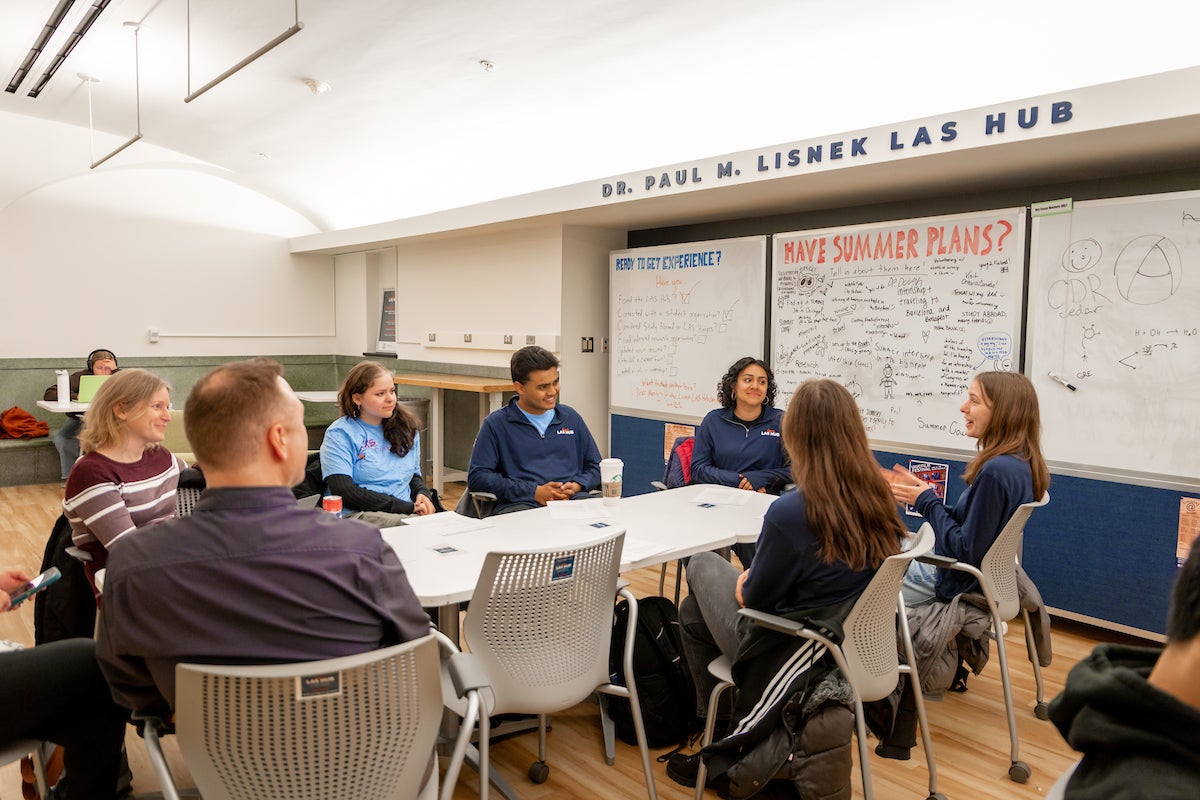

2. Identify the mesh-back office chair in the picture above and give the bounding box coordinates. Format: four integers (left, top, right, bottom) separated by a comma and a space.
442, 530, 658, 800
916, 492, 1051, 783
139, 634, 458, 800
695, 525, 944, 800
175, 486, 202, 516
0, 740, 50, 800
175, 468, 206, 517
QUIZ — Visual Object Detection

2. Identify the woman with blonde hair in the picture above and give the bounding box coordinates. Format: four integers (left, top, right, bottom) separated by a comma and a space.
319, 360, 437, 526
669, 378, 905, 787
889, 370, 1050, 605
63, 369, 186, 588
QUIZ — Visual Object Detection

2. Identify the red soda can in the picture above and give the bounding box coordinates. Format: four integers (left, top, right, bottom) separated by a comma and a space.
322, 495, 343, 514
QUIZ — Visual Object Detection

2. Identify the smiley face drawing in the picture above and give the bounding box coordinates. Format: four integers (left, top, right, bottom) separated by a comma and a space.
1062, 238, 1102, 273
795, 265, 829, 296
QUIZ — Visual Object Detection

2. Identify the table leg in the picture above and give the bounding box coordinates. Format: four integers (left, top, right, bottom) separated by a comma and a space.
429, 387, 444, 494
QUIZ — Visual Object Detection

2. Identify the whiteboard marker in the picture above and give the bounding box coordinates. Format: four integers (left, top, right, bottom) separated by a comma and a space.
1048, 372, 1077, 391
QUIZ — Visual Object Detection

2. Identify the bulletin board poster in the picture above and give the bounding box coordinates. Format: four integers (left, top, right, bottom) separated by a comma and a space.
610, 237, 767, 420
376, 289, 397, 352
1180, 497, 1200, 567
771, 209, 1026, 452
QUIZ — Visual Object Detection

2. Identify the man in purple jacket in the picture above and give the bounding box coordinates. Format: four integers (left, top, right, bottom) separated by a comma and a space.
96, 358, 430, 718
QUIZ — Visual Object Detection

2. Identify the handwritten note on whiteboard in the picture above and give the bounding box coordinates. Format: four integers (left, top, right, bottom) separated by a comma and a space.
1029, 190, 1200, 482
610, 237, 767, 420
771, 209, 1026, 452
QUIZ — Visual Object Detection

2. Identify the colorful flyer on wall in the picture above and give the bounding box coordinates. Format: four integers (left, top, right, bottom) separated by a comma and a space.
1179, 497, 1200, 567
906, 460, 949, 517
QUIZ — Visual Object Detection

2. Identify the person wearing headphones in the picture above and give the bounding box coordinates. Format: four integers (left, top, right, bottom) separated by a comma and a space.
44, 349, 119, 484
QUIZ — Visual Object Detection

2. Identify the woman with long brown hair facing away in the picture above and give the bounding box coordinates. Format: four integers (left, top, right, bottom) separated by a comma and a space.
669, 378, 906, 788
888, 370, 1050, 606
320, 360, 437, 527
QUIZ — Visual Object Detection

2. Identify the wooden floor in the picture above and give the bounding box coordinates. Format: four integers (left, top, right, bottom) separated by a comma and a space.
0, 481, 1147, 800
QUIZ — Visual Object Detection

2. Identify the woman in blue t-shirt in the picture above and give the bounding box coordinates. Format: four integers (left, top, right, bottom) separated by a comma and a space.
320, 361, 437, 527
888, 371, 1050, 605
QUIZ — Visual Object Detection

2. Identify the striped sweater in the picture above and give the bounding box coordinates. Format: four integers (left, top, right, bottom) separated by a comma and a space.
63, 447, 186, 567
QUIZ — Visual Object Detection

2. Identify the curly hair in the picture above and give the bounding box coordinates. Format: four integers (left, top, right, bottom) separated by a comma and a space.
716, 357, 777, 410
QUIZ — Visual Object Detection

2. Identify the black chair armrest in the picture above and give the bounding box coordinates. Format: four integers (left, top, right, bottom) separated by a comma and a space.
916, 552, 959, 569
447, 652, 490, 698
738, 607, 808, 636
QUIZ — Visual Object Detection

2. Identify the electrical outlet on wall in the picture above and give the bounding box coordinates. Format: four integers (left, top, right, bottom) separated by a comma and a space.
463, 333, 472, 343
581, 337, 594, 353
504, 334, 513, 344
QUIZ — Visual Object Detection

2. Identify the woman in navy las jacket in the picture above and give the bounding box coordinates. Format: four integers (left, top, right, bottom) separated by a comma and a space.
691, 357, 790, 567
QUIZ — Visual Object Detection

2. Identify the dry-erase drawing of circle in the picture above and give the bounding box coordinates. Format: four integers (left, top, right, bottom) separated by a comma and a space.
1114, 234, 1182, 305
1062, 238, 1102, 273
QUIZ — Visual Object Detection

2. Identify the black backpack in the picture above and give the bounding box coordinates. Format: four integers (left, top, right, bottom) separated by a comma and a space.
608, 595, 700, 748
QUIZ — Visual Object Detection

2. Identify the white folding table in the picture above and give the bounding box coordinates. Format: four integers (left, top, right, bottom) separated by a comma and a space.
381, 484, 777, 638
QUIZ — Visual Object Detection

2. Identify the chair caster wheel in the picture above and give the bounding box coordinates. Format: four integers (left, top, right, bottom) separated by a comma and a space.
1034, 702, 1050, 720
927, 793, 949, 800
1009, 760, 1031, 783
529, 761, 549, 783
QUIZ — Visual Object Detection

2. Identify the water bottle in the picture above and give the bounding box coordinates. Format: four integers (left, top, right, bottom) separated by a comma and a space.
55, 369, 70, 404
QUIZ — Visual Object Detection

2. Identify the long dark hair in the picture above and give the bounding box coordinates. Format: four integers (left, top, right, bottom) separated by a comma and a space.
337, 361, 420, 457
966, 372, 1050, 500
784, 379, 904, 569
716, 356, 777, 410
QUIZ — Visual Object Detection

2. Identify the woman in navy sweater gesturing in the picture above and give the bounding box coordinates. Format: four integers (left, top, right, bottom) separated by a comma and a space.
889, 371, 1050, 605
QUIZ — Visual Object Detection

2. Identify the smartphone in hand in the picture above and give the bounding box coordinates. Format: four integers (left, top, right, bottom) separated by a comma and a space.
7, 567, 62, 608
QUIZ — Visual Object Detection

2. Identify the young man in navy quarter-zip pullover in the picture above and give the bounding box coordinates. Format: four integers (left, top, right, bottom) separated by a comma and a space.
467, 346, 602, 514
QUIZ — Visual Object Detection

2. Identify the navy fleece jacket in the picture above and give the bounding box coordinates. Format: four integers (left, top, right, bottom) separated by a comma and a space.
467, 397, 602, 512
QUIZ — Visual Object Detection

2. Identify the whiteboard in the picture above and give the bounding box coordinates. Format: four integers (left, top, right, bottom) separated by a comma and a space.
772, 208, 1027, 451
1028, 191, 1200, 483
609, 237, 767, 419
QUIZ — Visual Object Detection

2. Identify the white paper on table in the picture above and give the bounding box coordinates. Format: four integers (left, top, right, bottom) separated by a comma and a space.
547, 500, 613, 520
621, 537, 673, 564
691, 487, 753, 506
400, 512, 494, 536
